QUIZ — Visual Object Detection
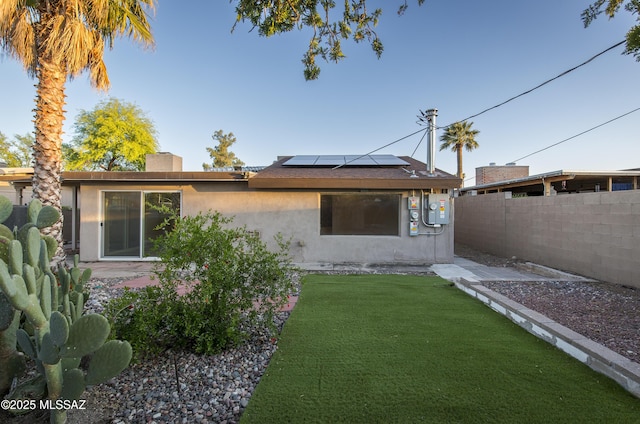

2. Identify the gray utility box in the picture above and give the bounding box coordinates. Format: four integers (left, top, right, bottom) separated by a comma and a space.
426, 194, 450, 225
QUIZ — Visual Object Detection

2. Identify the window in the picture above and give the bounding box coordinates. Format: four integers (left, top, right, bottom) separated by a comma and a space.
320, 194, 400, 236
102, 191, 181, 258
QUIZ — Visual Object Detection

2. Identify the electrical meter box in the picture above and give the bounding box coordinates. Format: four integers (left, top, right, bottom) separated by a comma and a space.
426, 194, 450, 225
408, 196, 419, 210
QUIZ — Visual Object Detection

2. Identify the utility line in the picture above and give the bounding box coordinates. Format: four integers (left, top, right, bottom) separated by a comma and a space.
336, 40, 626, 169
333, 127, 426, 169
410, 127, 429, 157
437, 40, 626, 130
508, 107, 640, 163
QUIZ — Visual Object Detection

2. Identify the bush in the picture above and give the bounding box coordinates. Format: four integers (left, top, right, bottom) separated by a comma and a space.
106, 210, 295, 357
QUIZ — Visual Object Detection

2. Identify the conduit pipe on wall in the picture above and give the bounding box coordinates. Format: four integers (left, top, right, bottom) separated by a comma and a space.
417, 189, 446, 236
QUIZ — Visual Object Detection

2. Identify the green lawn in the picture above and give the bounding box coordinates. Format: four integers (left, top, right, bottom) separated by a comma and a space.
241, 274, 640, 424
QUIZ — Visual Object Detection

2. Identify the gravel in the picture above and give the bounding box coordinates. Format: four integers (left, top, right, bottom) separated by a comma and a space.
5, 248, 639, 423
455, 244, 640, 365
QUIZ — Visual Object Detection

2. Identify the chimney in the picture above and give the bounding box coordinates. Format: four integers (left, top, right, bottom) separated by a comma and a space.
145, 152, 183, 172
425, 108, 438, 175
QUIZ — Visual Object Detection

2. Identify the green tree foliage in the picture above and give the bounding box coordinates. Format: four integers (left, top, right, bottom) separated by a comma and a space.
233, 0, 425, 80
583, 1, 640, 60
64, 98, 159, 171
0, 0, 156, 264
202, 130, 245, 170
0, 132, 33, 167
439, 121, 480, 179
105, 209, 295, 357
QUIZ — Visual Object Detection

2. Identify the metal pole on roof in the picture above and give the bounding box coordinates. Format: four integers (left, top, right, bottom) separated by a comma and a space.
426, 108, 438, 175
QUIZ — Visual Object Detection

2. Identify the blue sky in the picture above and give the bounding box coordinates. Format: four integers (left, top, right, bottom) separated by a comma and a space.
1, 1, 639, 185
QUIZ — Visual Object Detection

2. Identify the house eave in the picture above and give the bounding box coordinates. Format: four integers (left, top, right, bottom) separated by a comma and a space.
248, 177, 461, 190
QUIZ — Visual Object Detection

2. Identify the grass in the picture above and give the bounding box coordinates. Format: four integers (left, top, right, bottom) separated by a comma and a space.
241, 274, 640, 423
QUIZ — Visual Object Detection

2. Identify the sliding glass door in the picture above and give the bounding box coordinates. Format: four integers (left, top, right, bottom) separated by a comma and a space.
102, 191, 181, 259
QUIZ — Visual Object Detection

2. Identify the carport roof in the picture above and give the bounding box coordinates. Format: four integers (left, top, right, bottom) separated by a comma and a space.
460, 169, 640, 194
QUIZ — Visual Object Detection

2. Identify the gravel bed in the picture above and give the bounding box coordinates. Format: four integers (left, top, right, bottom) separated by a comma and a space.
72, 276, 294, 424
482, 280, 640, 364
456, 243, 640, 365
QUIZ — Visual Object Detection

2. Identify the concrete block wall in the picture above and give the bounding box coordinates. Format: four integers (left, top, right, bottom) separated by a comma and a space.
455, 191, 640, 288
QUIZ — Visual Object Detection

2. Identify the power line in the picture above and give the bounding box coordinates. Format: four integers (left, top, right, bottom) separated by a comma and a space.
337, 41, 627, 169
509, 107, 640, 163
438, 40, 626, 130
410, 127, 428, 157
333, 127, 427, 169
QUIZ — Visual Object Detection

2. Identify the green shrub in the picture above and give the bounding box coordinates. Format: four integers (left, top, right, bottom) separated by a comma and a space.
106, 210, 295, 357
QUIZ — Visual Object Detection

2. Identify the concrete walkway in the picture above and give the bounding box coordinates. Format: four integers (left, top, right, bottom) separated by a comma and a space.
431, 256, 589, 283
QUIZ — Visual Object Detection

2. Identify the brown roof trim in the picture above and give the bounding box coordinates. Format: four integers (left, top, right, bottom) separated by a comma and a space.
61, 171, 251, 183
248, 177, 461, 190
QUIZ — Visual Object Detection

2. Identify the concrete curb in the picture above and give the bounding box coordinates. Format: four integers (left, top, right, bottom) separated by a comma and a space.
515, 262, 598, 282
455, 278, 640, 399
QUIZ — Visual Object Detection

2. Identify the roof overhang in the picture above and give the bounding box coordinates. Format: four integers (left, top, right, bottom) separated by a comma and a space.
461, 169, 640, 193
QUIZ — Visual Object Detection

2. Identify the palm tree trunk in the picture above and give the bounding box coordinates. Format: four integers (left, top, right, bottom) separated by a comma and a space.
456, 143, 464, 178
32, 59, 66, 266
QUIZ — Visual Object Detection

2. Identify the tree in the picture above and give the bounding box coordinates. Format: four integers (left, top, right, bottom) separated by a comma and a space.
439, 121, 480, 179
0, 132, 34, 168
64, 98, 159, 171
233, 0, 425, 80
582, 1, 640, 60
203, 130, 245, 170
0, 132, 34, 167
0, 1, 156, 263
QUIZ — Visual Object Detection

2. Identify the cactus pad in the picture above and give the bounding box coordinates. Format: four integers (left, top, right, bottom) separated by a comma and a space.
50, 311, 69, 347
36, 206, 60, 229
0, 224, 12, 240
25, 227, 41, 268
27, 199, 42, 225
16, 329, 35, 359
0, 292, 14, 331
39, 333, 61, 365
0, 196, 12, 223
85, 340, 132, 385
61, 368, 86, 401
62, 314, 110, 358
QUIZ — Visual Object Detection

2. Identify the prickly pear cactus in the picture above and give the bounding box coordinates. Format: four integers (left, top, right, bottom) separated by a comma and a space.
0, 196, 132, 423
0, 291, 25, 396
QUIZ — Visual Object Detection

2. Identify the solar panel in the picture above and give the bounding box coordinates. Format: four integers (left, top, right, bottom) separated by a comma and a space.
281, 155, 319, 166
282, 154, 409, 167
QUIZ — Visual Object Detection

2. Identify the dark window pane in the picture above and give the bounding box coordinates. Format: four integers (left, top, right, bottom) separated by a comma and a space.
320, 194, 399, 235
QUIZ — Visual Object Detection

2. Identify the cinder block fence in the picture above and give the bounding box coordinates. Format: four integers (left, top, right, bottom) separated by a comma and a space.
454, 191, 640, 288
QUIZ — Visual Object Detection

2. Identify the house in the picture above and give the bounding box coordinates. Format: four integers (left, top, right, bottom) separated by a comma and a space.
1, 153, 461, 267
461, 164, 640, 197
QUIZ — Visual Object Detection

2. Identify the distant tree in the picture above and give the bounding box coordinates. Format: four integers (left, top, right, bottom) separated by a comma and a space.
0, 132, 33, 167
203, 130, 245, 170
582, 1, 640, 60
439, 121, 480, 179
65, 98, 159, 171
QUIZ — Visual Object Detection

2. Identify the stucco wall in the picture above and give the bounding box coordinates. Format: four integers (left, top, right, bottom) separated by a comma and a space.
78, 183, 454, 265
455, 191, 640, 288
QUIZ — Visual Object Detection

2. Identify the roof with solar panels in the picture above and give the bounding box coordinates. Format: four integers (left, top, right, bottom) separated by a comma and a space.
248, 154, 460, 189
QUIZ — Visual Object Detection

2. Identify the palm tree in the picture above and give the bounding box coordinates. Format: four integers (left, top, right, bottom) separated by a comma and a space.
0, 0, 156, 264
439, 120, 480, 179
